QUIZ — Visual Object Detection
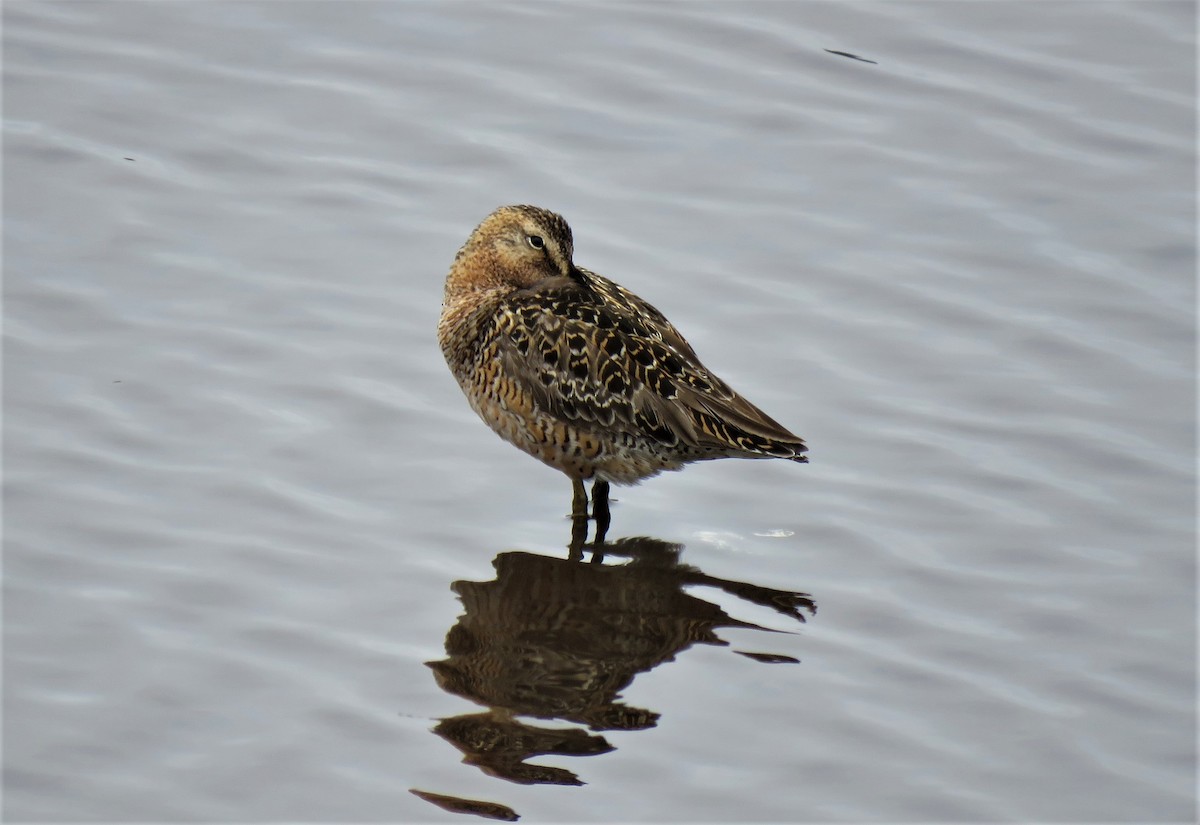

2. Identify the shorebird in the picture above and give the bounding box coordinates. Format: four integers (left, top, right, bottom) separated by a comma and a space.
438, 205, 808, 546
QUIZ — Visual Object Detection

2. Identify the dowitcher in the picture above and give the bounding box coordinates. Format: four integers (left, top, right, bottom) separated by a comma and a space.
439, 205, 807, 543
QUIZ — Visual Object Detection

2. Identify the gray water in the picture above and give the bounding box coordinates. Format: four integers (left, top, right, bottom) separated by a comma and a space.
4, 1, 1195, 822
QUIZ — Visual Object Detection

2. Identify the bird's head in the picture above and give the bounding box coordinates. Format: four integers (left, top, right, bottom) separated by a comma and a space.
446, 205, 576, 298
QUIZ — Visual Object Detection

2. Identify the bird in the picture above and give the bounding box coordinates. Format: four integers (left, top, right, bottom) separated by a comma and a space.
438, 205, 808, 545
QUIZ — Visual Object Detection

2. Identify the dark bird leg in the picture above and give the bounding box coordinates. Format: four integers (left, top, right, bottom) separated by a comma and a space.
592, 481, 611, 539
568, 478, 589, 561
591, 480, 611, 562
571, 478, 588, 519
568, 478, 611, 561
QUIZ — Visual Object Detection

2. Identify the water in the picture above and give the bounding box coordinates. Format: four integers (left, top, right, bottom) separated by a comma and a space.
4, 1, 1194, 822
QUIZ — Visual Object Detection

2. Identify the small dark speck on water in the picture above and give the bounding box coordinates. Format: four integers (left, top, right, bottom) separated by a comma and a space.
825, 49, 878, 64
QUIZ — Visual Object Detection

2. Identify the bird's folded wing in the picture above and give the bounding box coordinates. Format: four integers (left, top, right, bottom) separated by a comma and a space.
491, 276, 807, 461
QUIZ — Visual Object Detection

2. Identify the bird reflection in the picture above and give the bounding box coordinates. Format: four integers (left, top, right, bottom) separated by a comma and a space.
422, 536, 815, 797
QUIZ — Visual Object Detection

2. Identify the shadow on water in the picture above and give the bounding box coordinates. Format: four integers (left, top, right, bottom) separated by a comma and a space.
411, 531, 817, 821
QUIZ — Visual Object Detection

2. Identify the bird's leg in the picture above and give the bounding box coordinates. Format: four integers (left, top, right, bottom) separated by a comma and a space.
571, 478, 589, 519
568, 478, 589, 561
592, 480, 611, 548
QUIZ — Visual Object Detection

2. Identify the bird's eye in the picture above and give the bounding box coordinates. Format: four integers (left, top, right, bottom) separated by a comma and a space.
527, 235, 545, 250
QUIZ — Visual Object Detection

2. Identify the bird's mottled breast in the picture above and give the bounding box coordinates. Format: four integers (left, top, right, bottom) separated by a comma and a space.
438, 288, 504, 374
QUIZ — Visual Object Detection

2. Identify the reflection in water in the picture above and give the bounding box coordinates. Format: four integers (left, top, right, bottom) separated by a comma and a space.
412, 536, 816, 818
409, 789, 519, 822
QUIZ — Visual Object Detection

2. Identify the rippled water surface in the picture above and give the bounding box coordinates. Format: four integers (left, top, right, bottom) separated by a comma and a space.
4, 2, 1195, 822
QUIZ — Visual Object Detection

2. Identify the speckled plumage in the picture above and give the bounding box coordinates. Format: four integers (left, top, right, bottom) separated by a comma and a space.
439, 205, 807, 528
